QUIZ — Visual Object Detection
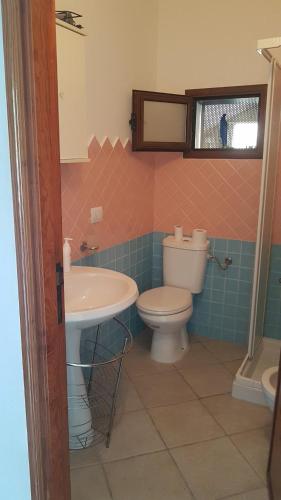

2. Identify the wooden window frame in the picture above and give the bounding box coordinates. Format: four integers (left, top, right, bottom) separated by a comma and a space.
131, 90, 191, 152
131, 85, 267, 159
184, 84, 267, 159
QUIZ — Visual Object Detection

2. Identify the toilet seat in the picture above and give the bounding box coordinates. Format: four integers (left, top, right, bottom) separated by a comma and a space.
137, 286, 192, 316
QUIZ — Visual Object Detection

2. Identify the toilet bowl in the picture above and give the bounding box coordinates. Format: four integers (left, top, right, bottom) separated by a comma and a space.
137, 286, 192, 363
136, 234, 209, 364
261, 366, 278, 411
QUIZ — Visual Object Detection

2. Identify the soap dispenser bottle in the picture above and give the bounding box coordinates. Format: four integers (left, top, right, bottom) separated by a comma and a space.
63, 238, 73, 273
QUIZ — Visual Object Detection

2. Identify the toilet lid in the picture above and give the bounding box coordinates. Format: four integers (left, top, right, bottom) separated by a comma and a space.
137, 286, 192, 315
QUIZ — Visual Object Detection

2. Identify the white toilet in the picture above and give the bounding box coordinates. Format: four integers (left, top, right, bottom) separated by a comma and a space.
261, 366, 278, 411
136, 235, 209, 363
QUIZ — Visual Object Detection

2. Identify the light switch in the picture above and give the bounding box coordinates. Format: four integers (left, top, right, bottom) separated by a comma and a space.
90, 206, 103, 223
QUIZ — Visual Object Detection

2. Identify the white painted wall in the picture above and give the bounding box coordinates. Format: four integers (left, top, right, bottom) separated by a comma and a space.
156, 0, 281, 92
56, 0, 158, 144
55, 0, 281, 142
0, 12, 31, 500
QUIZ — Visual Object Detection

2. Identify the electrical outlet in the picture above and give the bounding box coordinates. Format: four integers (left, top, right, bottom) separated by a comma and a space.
90, 206, 103, 223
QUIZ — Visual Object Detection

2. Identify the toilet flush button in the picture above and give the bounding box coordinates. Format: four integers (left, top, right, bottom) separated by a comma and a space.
90, 206, 103, 223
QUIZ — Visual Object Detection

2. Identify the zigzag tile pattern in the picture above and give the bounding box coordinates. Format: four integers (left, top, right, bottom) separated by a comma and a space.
61, 138, 154, 260
153, 153, 262, 242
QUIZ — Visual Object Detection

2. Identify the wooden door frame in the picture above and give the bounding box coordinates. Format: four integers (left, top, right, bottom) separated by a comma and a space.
1, 1, 70, 498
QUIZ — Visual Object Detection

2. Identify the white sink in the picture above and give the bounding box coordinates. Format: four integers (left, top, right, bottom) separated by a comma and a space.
64, 266, 138, 449
65, 266, 138, 328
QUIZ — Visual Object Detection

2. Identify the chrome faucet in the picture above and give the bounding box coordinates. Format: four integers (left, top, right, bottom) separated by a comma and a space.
80, 241, 99, 252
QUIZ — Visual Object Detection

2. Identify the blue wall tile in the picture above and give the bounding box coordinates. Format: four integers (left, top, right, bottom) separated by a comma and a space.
264, 244, 281, 340
75, 233, 153, 347
151, 233, 255, 345
76, 232, 281, 351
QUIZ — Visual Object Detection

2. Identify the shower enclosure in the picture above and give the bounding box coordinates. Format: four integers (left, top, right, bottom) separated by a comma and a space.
233, 40, 281, 405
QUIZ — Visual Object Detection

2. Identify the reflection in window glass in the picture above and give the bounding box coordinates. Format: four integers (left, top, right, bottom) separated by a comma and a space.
194, 96, 259, 149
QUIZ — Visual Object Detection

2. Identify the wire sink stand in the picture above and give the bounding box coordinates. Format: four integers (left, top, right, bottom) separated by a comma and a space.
66, 317, 133, 450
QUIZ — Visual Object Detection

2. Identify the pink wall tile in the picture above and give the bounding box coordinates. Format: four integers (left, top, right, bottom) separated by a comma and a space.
61, 135, 281, 261
153, 154, 262, 242
61, 138, 154, 261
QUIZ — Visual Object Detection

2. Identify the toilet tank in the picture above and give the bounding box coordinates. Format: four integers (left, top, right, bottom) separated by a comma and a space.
163, 236, 209, 293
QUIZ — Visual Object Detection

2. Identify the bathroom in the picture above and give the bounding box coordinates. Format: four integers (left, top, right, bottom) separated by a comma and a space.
2, 1, 281, 499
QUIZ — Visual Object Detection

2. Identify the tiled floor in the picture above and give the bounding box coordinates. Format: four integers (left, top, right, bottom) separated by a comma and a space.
70, 332, 272, 500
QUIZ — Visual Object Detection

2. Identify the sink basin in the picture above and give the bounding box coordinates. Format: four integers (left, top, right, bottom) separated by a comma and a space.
65, 266, 139, 328
64, 266, 138, 450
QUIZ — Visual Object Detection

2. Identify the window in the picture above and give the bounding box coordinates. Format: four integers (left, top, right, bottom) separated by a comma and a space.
130, 90, 190, 152
130, 85, 267, 159
186, 86, 267, 158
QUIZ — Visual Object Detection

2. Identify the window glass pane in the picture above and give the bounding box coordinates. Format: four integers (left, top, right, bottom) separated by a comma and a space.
143, 101, 186, 142
232, 123, 258, 149
194, 96, 259, 150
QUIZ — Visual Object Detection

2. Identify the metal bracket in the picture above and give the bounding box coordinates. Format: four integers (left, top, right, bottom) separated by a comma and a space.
129, 112, 137, 132
56, 10, 83, 28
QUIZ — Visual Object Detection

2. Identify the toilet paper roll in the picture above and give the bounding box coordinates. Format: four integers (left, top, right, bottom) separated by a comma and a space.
174, 225, 183, 241
192, 228, 207, 246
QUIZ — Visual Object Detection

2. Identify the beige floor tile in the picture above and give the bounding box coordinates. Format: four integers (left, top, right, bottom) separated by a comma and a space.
221, 487, 269, 499
230, 427, 271, 482
71, 464, 111, 500
105, 451, 193, 500
132, 371, 197, 408
174, 342, 219, 369
223, 359, 243, 375
124, 347, 175, 378
95, 409, 165, 462
117, 374, 144, 413
202, 340, 247, 362
202, 394, 272, 435
180, 363, 233, 397
171, 437, 263, 500
70, 447, 100, 469
149, 400, 224, 448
